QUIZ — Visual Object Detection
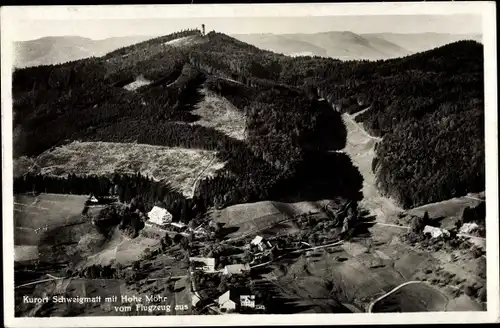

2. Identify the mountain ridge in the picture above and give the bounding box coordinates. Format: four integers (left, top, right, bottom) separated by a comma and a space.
12, 30, 484, 211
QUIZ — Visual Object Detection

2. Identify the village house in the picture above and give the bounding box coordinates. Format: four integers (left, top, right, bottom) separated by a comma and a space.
459, 222, 479, 234
240, 295, 255, 308
250, 236, 271, 252
191, 293, 201, 308
223, 263, 250, 275
189, 257, 216, 273
145, 206, 172, 228
423, 225, 450, 239
218, 291, 237, 312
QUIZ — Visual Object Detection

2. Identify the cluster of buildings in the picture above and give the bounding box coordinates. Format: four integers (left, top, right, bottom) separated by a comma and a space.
143, 203, 274, 314
218, 291, 265, 312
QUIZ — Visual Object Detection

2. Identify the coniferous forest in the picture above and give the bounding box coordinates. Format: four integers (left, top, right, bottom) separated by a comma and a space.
13, 29, 484, 211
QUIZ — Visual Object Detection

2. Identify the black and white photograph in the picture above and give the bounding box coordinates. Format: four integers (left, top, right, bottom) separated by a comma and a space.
1, 2, 498, 327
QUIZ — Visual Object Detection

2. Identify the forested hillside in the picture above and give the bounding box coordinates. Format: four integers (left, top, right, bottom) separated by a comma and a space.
13, 29, 484, 210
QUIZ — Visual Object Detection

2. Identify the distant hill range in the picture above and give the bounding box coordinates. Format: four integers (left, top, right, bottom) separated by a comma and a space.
231, 31, 483, 60
13, 32, 482, 68
13, 35, 156, 68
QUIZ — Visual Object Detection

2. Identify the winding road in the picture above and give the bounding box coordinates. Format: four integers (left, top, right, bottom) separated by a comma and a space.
367, 280, 428, 313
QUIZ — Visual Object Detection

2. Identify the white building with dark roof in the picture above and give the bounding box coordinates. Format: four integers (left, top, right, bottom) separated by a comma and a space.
218, 291, 236, 312
146, 206, 172, 227
240, 295, 255, 308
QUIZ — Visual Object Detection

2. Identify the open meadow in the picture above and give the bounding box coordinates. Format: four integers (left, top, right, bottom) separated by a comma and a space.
255, 220, 485, 313
211, 200, 331, 239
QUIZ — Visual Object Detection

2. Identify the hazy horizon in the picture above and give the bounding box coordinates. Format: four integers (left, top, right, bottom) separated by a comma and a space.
14, 15, 482, 42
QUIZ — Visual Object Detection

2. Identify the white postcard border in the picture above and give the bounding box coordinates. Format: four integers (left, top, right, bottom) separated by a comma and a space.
1, 2, 498, 327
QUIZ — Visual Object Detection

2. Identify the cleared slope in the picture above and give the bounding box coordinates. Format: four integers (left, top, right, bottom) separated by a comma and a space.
189, 88, 246, 140
19, 141, 225, 197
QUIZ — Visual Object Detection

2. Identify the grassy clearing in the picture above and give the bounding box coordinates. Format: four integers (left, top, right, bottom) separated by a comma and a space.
14, 194, 87, 232
85, 231, 161, 267
213, 200, 330, 226
212, 200, 332, 239
14, 245, 39, 262
404, 194, 484, 230
212, 201, 281, 226
163, 35, 202, 47
262, 225, 458, 312
190, 89, 246, 140
24, 141, 225, 197
123, 75, 152, 91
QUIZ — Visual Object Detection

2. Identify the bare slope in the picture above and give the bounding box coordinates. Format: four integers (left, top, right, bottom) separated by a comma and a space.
21, 141, 225, 197
189, 88, 246, 140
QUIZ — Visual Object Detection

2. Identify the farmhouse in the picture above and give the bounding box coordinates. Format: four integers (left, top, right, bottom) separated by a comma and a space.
190, 257, 216, 273
223, 263, 250, 275
460, 222, 479, 234
218, 291, 237, 312
423, 225, 450, 239
145, 206, 172, 228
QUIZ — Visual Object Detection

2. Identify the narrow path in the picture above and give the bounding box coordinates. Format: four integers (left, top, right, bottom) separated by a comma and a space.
343, 111, 382, 142
463, 195, 485, 202
250, 240, 344, 269
367, 280, 425, 313
16, 277, 63, 289
190, 154, 218, 197
351, 106, 372, 119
